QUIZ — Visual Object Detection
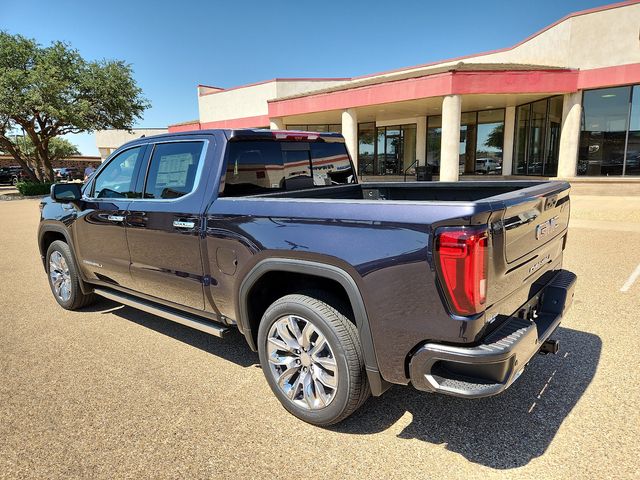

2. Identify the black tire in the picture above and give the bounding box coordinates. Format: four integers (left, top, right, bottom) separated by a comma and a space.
46, 240, 96, 310
257, 293, 370, 426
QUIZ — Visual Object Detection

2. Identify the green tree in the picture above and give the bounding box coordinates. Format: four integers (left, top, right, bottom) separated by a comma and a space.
4, 135, 80, 171
0, 32, 149, 182
485, 124, 504, 150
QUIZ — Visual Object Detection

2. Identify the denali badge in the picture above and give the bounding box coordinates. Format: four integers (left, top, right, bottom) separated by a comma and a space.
535, 216, 559, 240
82, 260, 102, 268
529, 254, 551, 274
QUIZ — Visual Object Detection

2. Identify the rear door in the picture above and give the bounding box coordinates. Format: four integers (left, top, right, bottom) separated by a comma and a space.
126, 138, 210, 310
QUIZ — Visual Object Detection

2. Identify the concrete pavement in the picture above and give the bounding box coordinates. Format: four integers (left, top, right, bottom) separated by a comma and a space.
0, 195, 639, 479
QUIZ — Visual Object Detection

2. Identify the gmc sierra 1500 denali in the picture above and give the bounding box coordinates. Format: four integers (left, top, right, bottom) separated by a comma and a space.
39, 129, 576, 425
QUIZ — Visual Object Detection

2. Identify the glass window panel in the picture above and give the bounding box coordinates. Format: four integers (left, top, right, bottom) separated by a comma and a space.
427, 115, 442, 174
461, 112, 477, 125
308, 124, 328, 132
328, 124, 342, 133
144, 142, 204, 199
527, 99, 547, 175
476, 120, 504, 175
311, 142, 355, 185
579, 86, 631, 176
402, 124, 417, 175
544, 97, 563, 176
376, 127, 386, 175
357, 122, 375, 176
286, 125, 306, 131
222, 141, 284, 196
384, 128, 402, 175
93, 146, 144, 199
626, 85, 640, 175
514, 104, 530, 175
478, 109, 505, 124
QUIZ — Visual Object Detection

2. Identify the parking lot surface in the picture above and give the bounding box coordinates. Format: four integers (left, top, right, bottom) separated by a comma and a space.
1, 195, 639, 479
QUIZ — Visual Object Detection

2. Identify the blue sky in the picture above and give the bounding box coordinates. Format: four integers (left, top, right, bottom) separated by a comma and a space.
3, 0, 609, 155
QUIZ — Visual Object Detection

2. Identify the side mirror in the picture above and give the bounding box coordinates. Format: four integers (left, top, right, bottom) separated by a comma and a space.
51, 183, 82, 202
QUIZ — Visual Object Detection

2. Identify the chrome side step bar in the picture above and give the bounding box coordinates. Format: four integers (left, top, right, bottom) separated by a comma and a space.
94, 288, 230, 338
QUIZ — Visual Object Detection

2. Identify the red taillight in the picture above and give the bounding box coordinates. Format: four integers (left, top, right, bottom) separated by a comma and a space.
435, 227, 488, 316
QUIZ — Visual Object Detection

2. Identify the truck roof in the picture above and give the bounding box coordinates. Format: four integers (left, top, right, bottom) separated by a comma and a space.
130, 128, 344, 142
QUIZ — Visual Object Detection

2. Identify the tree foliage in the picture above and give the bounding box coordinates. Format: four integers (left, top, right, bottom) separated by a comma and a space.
6, 135, 79, 164
485, 124, 504, 150
0, 32, 149, 182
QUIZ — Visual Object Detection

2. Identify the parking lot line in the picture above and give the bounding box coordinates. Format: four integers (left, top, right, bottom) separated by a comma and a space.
620, 263, 640, 293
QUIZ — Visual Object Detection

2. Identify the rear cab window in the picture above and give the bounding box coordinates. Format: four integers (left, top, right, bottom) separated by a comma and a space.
221, 138, 355, 197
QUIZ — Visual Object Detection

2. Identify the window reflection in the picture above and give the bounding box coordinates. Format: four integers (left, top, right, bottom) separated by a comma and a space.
514, 96, 562, 176
579, 86, 631, 176
426, 109, 504, 175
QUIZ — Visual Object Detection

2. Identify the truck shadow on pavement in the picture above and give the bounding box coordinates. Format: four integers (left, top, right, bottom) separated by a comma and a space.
90, 299, 258, 368
90, 299, 600, 469
332, 326, 601, 470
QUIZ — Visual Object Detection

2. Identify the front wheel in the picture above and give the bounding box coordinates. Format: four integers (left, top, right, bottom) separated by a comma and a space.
257, 293, 370, 426
46, 240, 96, 310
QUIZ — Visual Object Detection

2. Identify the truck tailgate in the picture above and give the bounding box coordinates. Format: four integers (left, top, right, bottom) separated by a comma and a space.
500, 183, 571, 264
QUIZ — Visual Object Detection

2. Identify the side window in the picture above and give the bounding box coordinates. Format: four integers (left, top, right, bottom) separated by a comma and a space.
222, 141, 285, 196
93, 146, 145, 199
144, 142, 204, 199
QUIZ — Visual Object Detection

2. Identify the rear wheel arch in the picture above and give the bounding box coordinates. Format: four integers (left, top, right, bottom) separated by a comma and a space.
237, 258, 390, 396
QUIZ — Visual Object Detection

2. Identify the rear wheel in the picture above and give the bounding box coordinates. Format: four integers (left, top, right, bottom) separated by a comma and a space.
257, 293, 370, 426
46, 240, 96, 310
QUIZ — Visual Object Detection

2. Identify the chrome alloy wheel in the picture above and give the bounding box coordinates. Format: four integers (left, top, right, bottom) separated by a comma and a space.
49, 251, 72, 302
267, 315, 339, 410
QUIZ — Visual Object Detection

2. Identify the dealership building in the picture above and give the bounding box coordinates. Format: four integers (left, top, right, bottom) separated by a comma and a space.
167, 1, 640, 181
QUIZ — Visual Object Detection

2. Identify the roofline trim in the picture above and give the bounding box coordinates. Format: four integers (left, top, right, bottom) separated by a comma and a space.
198, 77, 352, 97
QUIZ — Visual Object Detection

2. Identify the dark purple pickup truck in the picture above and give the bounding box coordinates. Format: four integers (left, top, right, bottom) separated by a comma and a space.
38, 129, 576, 425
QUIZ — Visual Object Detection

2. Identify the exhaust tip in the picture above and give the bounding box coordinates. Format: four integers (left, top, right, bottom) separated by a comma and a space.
539, 338, 560, 355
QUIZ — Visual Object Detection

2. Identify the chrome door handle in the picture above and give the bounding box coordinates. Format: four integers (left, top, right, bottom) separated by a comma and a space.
173, 220, 196, 229
107, 214, 125, 222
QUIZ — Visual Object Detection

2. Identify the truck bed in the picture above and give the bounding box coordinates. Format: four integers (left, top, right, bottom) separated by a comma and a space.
255, 180, 557, 202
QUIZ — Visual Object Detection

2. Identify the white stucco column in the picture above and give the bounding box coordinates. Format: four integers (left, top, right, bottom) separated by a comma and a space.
341, 108, 358, 172
502, 106, 516, 176
416, 116, 427, 167
557, 92, 582, 178
269, 118, 285, 130
440, 95, 462, 181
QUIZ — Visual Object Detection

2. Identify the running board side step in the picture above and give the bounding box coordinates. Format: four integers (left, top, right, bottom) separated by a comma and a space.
94, 288, 230, 338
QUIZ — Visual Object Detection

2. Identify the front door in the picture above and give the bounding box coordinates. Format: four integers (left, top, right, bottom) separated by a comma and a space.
74, 145, 148, 287
126, 139, 209, 310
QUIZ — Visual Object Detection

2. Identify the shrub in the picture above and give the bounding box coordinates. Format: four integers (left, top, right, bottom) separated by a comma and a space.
15, 182, 53, 196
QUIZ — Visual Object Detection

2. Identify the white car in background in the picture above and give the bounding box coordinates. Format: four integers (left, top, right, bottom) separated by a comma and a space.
475, 158, 502, 175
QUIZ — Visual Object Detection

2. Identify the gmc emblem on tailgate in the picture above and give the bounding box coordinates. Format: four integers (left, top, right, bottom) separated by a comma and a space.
536, 216, 559, 240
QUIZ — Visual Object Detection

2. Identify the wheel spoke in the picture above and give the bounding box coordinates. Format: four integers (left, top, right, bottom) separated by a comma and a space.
277, 365, 300, 395
267, 336, 293, 353
276, 320, 300, 351
287, 316, 304, 346
268, 352, 296, 367
313, 366, 337, 388
309, 335, 327, 357
300, 322, 313, 350
312, 354, 337, 373
312, 377, 329, 406
301, 371, 315, 409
